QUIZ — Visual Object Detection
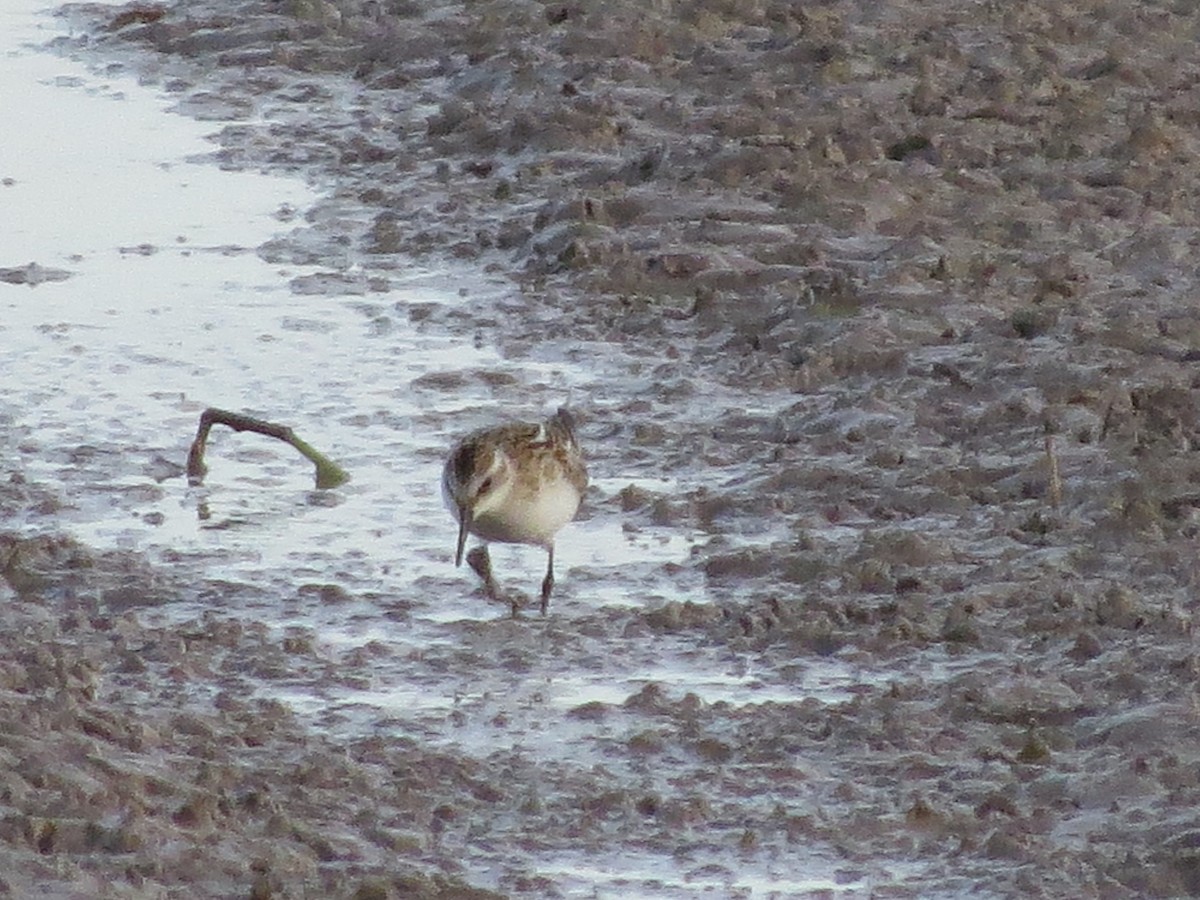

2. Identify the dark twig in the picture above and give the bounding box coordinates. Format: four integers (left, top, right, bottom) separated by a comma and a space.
186, 408, 350, 489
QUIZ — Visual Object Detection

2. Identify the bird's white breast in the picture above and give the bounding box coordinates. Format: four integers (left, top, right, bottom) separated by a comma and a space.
470, 476, 580, 547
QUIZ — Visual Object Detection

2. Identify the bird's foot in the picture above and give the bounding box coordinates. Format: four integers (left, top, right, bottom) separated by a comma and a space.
505, 591, 532, 618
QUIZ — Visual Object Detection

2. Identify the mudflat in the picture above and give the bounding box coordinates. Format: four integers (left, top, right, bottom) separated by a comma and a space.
5, 0, 1200, 896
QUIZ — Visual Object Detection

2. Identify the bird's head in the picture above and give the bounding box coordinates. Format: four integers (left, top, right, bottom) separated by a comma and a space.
448, 446, 514, 565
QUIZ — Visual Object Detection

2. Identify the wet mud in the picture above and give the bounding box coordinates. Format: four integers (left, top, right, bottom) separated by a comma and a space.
7, 0, 1200, 896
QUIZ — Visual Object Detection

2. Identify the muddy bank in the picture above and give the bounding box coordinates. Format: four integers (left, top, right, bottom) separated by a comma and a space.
6, 0, 1200, 896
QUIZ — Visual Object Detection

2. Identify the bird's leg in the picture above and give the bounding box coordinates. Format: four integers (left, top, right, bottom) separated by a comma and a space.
540, 545, 555, 616
467, 545, 501, 600
467, 546, 524, 617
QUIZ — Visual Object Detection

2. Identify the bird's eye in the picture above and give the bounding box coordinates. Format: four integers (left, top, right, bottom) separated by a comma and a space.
478, 477, 494, 495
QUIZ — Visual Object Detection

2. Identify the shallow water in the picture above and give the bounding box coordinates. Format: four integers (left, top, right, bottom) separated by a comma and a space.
1, 1, 687, 612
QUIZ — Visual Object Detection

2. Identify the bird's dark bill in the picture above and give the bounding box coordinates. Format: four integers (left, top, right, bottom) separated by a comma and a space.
454, 507, 471, 566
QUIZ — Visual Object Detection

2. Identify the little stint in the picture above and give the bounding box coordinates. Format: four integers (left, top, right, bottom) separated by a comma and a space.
442, 407, 588, 615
